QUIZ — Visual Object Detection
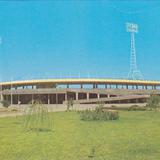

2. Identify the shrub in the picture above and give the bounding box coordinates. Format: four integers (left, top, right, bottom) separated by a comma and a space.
97, 101, 105, 107
67, 98, 74, 111
79, 106, 119, 121
147, 95, 160, 111
107, 110, 119, 120
11, 108, 19, 112
0, 100, 10, 108
23, 100, 53, 132
128, 105, 146, 111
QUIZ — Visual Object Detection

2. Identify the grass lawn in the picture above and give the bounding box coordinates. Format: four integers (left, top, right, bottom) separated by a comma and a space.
0, 111, 160, 160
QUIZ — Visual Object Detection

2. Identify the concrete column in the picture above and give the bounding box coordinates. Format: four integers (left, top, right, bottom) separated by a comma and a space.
32, 94, 33, 104
10, 85, 13, 106
97, 94, 100, 99
76, 92, 78, 100
94, 84, 98, 89
126, 85, 128, 89
136, 98, 139, 103
11, 94, 13, 106
0, 94, 3, 101
48, 94, 50, 104
56, 94, 58, 104
107, 94, 110, 98
65, 93, 67, 101
17, 94, 19, 104
87, 93, 89, 100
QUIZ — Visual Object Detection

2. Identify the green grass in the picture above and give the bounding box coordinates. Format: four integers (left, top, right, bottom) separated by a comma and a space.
0, 111, 160, 160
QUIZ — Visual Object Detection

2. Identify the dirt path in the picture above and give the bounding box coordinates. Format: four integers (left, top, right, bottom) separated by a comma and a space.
0, 112, 23, 118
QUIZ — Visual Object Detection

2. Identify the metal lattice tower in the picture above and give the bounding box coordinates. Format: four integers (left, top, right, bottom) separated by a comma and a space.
126, 23, 143, 80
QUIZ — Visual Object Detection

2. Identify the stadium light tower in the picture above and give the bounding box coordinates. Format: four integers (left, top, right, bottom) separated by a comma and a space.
126, 23, 143, 80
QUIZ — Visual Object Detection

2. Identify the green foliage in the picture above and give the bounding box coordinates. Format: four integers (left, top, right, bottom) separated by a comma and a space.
0, 100, 10, 108
23, 100, 53, 132
11, 108, 19, 112
67, 98, 74, 111
147, 95, 160, 111
97, 101, 105, 107
128, 105, 146, 111
79, 106, 119, 121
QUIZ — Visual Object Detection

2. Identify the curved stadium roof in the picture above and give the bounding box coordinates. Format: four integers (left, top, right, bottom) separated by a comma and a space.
1, 78, 160, 87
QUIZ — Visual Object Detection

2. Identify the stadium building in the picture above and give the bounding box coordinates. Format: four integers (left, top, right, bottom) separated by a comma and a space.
0, 78, 160, 105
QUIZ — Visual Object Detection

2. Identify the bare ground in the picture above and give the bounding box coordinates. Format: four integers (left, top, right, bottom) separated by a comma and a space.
0, 103, 146, 117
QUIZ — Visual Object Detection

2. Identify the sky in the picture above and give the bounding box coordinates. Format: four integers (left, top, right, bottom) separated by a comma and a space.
0, 1, 160, 82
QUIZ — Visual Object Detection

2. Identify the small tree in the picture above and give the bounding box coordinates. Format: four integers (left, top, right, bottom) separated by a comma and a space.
97, 101, 104, 109
23, 100, 53, 132
67, 98, 74, 111
0, 100, 10, 108
147, 95, 160, 111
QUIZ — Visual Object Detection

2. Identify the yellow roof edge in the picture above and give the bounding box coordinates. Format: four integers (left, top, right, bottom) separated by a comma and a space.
0, 78, 160, 86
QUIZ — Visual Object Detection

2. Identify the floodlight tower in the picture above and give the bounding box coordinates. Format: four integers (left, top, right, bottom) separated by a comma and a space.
126, 23, 143, 80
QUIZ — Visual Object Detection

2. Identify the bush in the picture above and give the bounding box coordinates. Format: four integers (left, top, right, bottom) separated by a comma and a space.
107, 110, 119, 120
0, 100, 10, 108
128, 105, 146, 111
147, 95, 160, 111
23, 100, 53, 132
79, 106, 119, 121
11, 108, 19, 112
111, 105, 116, 108
67, 98, 74, 111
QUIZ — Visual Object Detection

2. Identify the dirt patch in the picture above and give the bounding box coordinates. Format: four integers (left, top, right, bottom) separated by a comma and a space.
0, 107, 22, 117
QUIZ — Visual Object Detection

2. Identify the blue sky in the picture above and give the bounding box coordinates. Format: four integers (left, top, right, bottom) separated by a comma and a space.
0, 1, 160, 81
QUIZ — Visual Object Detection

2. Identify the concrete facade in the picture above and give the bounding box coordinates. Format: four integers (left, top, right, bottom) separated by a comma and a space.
0, 78, 160, 105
